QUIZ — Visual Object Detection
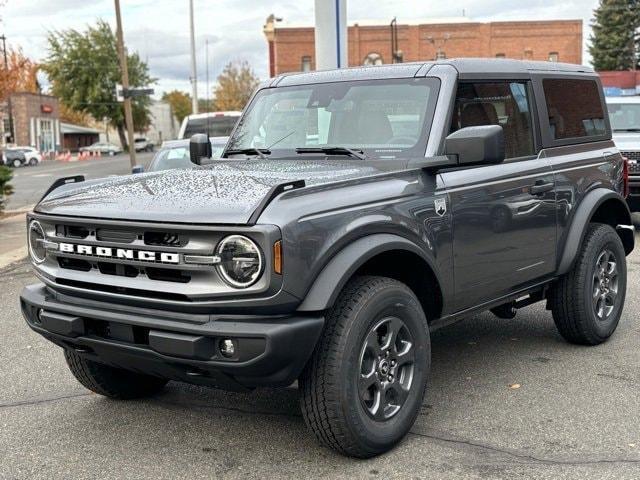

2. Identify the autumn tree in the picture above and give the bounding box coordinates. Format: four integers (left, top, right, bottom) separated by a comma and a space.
162, 90, 192, 123
0, 47, 39, 101
213, 61, 259, 111
42, 20, 154, 149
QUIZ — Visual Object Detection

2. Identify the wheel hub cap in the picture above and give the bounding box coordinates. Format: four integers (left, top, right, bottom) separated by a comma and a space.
592, 249, 619, 321
358, 316, 415, 421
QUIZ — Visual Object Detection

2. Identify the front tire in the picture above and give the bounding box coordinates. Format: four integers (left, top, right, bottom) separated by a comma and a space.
64, 349, 167, 399
12, 159, 21, 168
299, 276, 430, 458
550, 223, 627, 345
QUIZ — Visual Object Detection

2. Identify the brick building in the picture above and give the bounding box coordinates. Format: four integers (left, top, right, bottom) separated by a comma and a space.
8, 92, 61, 151
263, 17, 583, 76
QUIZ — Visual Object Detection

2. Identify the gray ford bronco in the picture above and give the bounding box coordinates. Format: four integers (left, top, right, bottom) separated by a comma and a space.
21, 59, 634, 458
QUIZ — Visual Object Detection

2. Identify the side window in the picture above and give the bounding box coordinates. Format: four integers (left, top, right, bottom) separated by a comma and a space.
543, 78, 606, 140
450, 81, 535, 159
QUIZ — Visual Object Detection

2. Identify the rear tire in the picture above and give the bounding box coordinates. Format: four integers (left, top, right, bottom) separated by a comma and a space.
299, 276, 430, 458
64, 349, 167, 399
550, 223, 627, 345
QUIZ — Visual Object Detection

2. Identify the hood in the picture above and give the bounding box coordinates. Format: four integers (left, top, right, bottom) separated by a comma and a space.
612, 132, 640, 151
35, 160, 385, 224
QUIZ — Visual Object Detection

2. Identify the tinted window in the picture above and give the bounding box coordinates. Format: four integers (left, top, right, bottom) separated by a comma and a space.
183, 116, 238, 138
450, 81, 535, 159
543, 79, 606, 140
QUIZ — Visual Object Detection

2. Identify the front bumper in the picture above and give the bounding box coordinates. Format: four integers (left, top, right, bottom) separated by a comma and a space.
20, 283, 324, 391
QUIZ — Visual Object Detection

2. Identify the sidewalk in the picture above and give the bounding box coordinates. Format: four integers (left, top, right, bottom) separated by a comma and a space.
0, 211, 28, 268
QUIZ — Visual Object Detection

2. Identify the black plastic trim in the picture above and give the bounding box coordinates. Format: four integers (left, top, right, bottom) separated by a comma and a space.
39, 175, 85, 203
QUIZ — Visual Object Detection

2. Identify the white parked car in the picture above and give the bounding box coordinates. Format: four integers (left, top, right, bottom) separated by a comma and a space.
178, 111, 241, 139
15, 146, 43, 166
133, 137, 154, 152
79, 142, 122, 156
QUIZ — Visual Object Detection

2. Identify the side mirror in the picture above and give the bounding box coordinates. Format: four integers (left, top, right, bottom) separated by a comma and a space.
444, 125, 504, 166
131, 165, 144, 174
189, 133, 212, 165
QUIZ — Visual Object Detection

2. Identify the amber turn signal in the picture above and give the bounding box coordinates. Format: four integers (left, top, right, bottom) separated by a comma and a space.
273, 240, 282, 274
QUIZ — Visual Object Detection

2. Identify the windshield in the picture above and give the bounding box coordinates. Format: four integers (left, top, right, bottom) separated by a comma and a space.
183, 116, 239, 138
608, 103, 640, 131
149, 141, 227, 172
226, 78, 439, 159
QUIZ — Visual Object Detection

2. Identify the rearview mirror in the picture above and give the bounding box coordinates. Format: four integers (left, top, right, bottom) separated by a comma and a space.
444, 125, 504, 166
131, 165, 144, 174
189, 133, 212, 165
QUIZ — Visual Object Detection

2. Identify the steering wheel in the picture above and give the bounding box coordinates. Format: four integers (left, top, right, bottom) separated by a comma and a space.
387, 135, 417, 145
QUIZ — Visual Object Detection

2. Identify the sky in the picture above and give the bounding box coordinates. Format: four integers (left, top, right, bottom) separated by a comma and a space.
0, 0, 601, 99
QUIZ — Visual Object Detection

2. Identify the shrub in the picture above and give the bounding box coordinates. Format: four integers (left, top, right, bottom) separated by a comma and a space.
0, 165, 14, 214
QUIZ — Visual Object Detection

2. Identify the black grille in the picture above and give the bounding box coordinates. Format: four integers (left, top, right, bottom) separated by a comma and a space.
96, 229, 137, 243
144, 231, 184, 247
621, 151, 640, 173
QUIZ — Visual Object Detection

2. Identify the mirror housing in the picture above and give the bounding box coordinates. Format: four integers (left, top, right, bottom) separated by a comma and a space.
131, 165, 144, 174
444, 125, 505, 166
189, 133, 212, 165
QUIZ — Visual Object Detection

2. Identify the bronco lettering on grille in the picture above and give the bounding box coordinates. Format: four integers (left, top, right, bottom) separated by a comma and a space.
58, 242, 180, 264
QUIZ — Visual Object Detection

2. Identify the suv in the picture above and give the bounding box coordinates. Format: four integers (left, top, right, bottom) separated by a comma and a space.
133, 137, 154, 152
20, 60, 634, 458
606, 95, 640, 211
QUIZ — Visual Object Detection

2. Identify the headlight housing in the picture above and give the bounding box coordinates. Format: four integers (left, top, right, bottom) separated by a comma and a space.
28, 220, 46, 264
216, 235, 263, 288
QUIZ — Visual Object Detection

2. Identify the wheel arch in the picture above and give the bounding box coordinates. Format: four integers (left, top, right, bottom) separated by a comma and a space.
557, 189, 634, 276
296, 234, 444, 321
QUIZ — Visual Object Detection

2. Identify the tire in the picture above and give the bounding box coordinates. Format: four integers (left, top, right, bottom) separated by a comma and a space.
12, 159, 21, 168
28, 158, 37, 166
550, 223, 627, 345
299, 276, 431, 458
64, 349, 167, 399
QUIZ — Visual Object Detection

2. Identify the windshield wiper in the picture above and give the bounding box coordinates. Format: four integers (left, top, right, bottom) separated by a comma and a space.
295, 146, 366, 160
614, 128, 640, 132
224, 148, 271, 159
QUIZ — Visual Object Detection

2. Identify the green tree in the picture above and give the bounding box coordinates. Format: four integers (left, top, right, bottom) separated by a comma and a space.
42, 20, 154, 149
162, 90, 192, 123
213, 61, 259, 111
0, 165, 13, 214
590, 0, 640, 70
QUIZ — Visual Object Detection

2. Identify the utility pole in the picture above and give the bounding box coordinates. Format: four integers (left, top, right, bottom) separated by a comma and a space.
114, 0, 136, 169
0, 35, 14, 145
189, 0, 199, 114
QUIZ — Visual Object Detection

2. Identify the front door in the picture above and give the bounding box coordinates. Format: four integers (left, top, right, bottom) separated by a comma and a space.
440, 80, 557, 311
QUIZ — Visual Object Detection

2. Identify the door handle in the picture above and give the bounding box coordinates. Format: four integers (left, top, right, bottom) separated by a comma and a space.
530, 180, 554, 195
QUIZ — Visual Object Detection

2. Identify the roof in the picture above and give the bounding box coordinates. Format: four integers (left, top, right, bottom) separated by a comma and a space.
60, 122, 100, 135
271, 58, 595, 87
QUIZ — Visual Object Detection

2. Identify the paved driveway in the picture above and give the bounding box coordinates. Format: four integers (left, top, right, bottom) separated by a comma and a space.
1, 243, 639, 479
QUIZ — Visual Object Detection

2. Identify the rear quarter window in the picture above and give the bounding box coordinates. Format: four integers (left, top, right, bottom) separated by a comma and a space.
543, 78, 606, 140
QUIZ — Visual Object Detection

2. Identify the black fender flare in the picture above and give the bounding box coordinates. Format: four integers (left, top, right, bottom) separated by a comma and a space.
557, 188, 633, 275
296, 233, 441, 312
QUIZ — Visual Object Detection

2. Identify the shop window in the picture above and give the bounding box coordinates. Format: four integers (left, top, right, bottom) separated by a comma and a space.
363, 53, 383, 66
548, 52, 559, 62
301, 56, 311, 72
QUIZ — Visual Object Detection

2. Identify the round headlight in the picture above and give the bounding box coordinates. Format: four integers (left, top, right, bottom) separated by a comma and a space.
28, 220, 46, 264
216, 235, 263, 288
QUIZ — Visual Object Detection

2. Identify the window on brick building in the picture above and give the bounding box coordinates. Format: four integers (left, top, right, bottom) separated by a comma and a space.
435, 51, 446, 60
363, 53, 383, 66
548, 52, 559, 62
523, 49, 533, 60
495, 53, 506, 59
301, 56, 312, 72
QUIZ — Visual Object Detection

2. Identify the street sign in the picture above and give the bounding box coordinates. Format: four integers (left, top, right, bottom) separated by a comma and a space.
114, 85, 154, 101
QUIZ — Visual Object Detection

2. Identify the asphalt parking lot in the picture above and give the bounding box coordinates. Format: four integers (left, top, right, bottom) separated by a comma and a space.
1, 228, 640, 479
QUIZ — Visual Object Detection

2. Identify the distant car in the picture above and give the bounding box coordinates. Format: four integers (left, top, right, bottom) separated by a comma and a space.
79, 142, 122, 156
178, 112, 241, 139
2, 148, 27, 168
133, 137, 154, 152
136, 136, 228, 173
15, 147, 43, 166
